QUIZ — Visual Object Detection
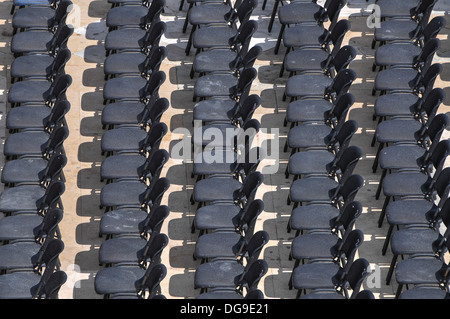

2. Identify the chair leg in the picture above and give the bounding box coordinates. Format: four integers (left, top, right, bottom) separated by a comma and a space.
10, 5, 15, 14
371, 38, 377, 49
395, 283, 404, 299
179, 0, 184, 10
268, 0, 279, 33
378, 195, 390, 228
372, 142, 384, 173
382, 224, 394, 256
185, 24, 196, 56
182, 3, 193, 33
375, 168, 387, 200
386, 254, 398, 285
274, 24, 285, 55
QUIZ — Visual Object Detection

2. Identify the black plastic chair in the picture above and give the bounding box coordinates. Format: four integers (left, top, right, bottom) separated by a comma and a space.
99, 204, 169, 240
40, 270, 67, 299
289, 230, 364, 298
8, 73, 72, 108
104, 45, 167, 81
95, 263, 167, 299
372, 0, 421, 19
104, 20, 166, 57
275, 0, 346, 55
11, 23, 73, 58
0, 238, 64, 299
0, 180, 65, 216
194, 230, 269, 293
12, 0, 72, 35
100, 121, 167, 157
10, 0, 58, 15
105, 0, 165, 30
102, 70, 165, 105
4, 124, 68, 161
100, 177, 170, 213
1, 153, 66, 188
372, 16, 446, 72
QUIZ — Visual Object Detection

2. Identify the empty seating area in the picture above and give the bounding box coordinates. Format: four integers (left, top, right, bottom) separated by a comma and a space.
0, 0, 450, 300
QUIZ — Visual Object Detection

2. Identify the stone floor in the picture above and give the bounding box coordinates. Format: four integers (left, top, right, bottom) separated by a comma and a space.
0, 0, 450, 299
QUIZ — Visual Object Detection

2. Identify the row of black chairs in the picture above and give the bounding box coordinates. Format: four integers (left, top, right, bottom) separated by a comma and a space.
179, 1, 269, 298
366, 0, 450, 299
0, 2, 75, 298
93, 0, 171, 299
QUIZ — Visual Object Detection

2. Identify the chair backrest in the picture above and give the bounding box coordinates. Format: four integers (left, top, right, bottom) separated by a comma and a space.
414, 38, 440, 73
355, 290, 375, 299
238, 199, 264, 238
140, 233, 169, 266
49, 48, 71, 81
145, 0, 166, 25
142, 148, 170, 182
233, 94, 261, 126
324, 0, 347, 31
50, 24, 74, 55
236, 0, 258, 25
244, 230, 269, 264
233, 20, 258, 55
328, 19, 351, 56
237, 259, 268, 292
334, 145, 363, 183
139, 264, 167, 298
330, 45, 356, 74
236, 171, 264, 205
236, 118, 261, 150
326, 69, 357, 101
234, 67, 257, 101
345, 258, 370, 299
417, 113, 449, 147
37, 207, 64, 243
43, 126, 69, 159
50, 0, 73, 29
144, 177, 170, 207
422, 16, 446, 43
327, 92, 354, 132
141, 97, 169, 128
41, 181, 66, 212
47, 74, 72, 105
41, 154, 67, 186
418, 87, 445, 127
244, 289, 265, 299
426, 140, 450, 176
142, 122, 168, 155
143, 46, 167, 76
42, 271, 67, 299
336, 174, 364, 206
413, 0, 437, 26
36, 238, 65, 285
143, 21, 167, 53
338, 229, 364, 270
433, 167, 450, 202
327, 119, 358, 153
236, 45, 263, 72
142, 70, 166, 102
142, 204, 170, 236
417, 63, 442, 94
46, 99, 71, 132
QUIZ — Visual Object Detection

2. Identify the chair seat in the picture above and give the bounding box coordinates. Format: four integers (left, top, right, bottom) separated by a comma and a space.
292, 262, 342, 290
196, 291, 244, 299
4, 131, 50, 157
291, 232, 340, 261
288, 150, 334, 175
0, 214, 43, 241
193, 49, 238, 74
299, 291, 346, 299
193, 149, 237, 175
193, 26, 238, 49
0, 241, 41, 270
374, 19, 419, 42
194, 203, 241, 230
193, 176, 242, 203
194, 260, 244, 289
375, 43, 422, 67
1, 157, 48, 184
390, 228, 441, 255
104, 52, 147, 76
395, 257, 445, 285
375, 119, 422, 143
94, 266, 146, 295
286, 98, 333, 123
12, 7, 55, 29
101, 127, 148, 152
103, 77, 148, 101
283, 24, 326, 48
10, 54, 54, 79
194, 231, 243, 259
99, 208, 148, 236
193, 98, 237, 122
374, 93, 420, 117
278, 2, 322, 24
374, 68, 419, 91
8, 80, 52, 104
188, 3, 233, 25
6, 105, 51, 130
376, 0, 420, 18
386, 199, 434, 226
11, 30, 54, 54
0, 272, 42, 299
285, 74, 333, 98
100, 180, 148, 207
98, 236, 147, 265
193, 123, 240, 147
194, 73, 238, 98
101, 101, 146, 126
288, 124, 333, 149
290, 204, 340, 231
382, 171, 429, 197
105, 29, 147, 51
379, 144, 426, 170
14, 0, 52, 5
0, 185, 46, 213
100, 154, 147, 180
285, 48, 329, 73
106, 6, 148, 27
290, 177, 338, 203
399, 286, 449, 299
